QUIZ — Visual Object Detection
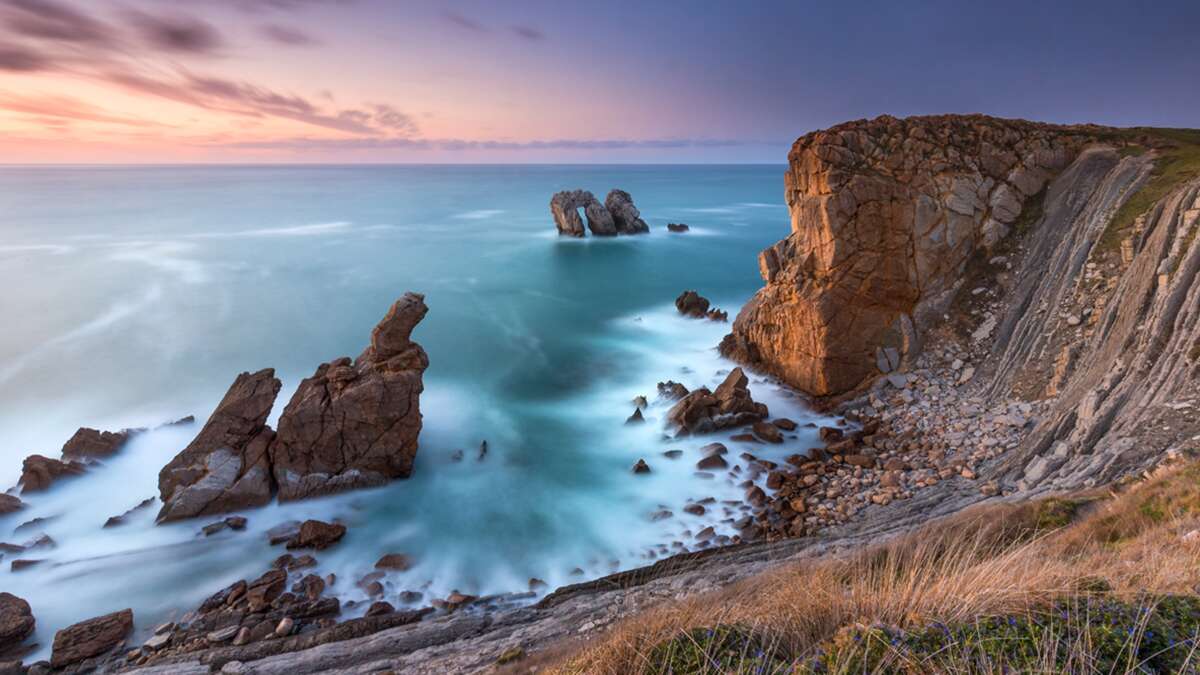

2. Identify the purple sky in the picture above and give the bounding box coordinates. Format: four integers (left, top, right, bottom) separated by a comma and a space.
1, 0, 1197, 162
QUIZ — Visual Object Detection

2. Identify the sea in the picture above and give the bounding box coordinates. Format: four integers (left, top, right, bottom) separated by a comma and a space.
0, 164, 832, 657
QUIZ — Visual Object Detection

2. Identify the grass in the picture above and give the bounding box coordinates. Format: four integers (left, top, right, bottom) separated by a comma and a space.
1097, 127, 1200, 253
544, 457, 1200, 674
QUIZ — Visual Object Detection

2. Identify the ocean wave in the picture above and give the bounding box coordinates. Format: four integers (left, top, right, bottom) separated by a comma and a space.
187, 221, 352, 239
453, 209, 505, 220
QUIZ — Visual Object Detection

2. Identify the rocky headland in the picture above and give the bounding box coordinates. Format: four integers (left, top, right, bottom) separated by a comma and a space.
3, 115, 1198, 674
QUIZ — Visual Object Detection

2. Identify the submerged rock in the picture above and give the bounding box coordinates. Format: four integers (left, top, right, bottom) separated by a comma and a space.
667, 223, 690, 233
0, 495, 22, 516
675, 291, 727, 321
50, 608, 133, 668
60, 427, 133, 461
285, 520, 346, 550
157, 368, 281, 522
270, 293, 429, 502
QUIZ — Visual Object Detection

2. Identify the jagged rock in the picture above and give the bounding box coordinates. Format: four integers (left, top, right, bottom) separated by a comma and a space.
675, 290, 710, 318
721, 114, 1097, 396
285, 520, 346, 550
631, 459, 651, 474
604, 189, 649, 234
60, 427, 132, 461
157, 369, 280, 522
0, 495, 22, 515
667, 223, 690, 233
666, 368, 768, 434
625, 408, 645, 424
18, 454, 85, 493
50, 608, 132, 668
0, 593, 34, 654
103, 497, 155, 528
656, 381, 689, 400
271, 293, 428, 502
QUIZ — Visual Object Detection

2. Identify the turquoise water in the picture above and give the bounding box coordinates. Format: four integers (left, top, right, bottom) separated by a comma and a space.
0, 165, 830, 655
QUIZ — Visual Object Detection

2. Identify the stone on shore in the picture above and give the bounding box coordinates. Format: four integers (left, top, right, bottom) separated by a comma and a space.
270, 293, 429, 502
666, 368, 768, 435
285, 520, 346, 550
0, 593, 34, 654
50, 608, 133, 668
157, 368, 281, 522
374, 553, 413, 571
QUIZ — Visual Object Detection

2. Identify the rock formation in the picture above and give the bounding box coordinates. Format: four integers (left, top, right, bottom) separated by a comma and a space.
0, 593, 34, 655
722, 114, 1099, 396
157, 369, 280, 522
270, 292, 429, 502
604, 189, 650, 234
550, 189, 649, 236
666, 367, 768, 435
50, 608, 132, 668
60, 427, 132, 461
675, 291, 727, 321
0, 494, 24, 515
18, 454, 85, 493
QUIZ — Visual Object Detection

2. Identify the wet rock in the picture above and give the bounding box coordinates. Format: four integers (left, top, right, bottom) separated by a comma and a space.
0, 495, 22, 515
50, 608, 132, 668
293, 575, 325, 602
772, 418, 798, 431
157, 368, 281, 522
207, 626, 239, 643
604, 189, 650, 234
549, 189, 616, 236
0, 593, 34, 654
656, 382, 689, 403
365, 602, 394, 618
18, 455, 85, 493
398, 591, 423, 604
700, 442, 727, 456
674, 291, 711, 318
752, 421, 783, 443
667, 368, 768, 434
60, 427, 132, 461
270, 293, 429, 502
696, 454, 728, 470
682, 504, 705, 516
245, 570, 287, 611
374, 553, 413, 571
662, 449, 683, 459
632, 395, 648, 410
818, 426, 844, 443
625, 408, 645, 425
666, 223, 690, 233
274, 617, 294, 638
286, 520, 346, 551
103, 497, 155, 528
267, 521, 301, 546
631, 459, 651, 474
10, 560, 43, 572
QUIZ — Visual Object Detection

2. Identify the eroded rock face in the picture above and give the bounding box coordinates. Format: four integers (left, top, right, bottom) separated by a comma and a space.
0, 593, 34, 654
60, 427, 131, 461
18, 454, 85, 493
50, 608, 132, 668
605, 189, 649, 234
270, 293, 429, 502
722, 114, 1097, 396
157, 369, 281, 522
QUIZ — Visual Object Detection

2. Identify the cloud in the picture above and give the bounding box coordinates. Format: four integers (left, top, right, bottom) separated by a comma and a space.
224, 136, 767, 152
2, 0, 114, 46
123, 9, 224, 54
511, 25, 543, 41
442, 10, 486, 33
0, 42, 50, 71
215, 0, 353, 12
258, 23, 319, 46
0, 91, 168, 126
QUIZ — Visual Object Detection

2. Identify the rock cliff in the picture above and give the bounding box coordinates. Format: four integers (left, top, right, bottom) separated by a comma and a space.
722, 115, 1100, 396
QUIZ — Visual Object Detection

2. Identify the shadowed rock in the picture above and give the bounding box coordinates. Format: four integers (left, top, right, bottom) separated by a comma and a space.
551, 189, 650, 237
0, 592, 34, 655
666, 367, 768, 435
0, 494, 23, 515
157, 369, 281, 522
60, 427, 132, 461
605, 189, 649, 234
18, 454, 85, 493
50, 608, 132, 668
270, 293, 429, 502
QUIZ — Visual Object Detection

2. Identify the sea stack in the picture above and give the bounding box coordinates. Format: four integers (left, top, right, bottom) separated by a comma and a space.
550, 188, 650, 236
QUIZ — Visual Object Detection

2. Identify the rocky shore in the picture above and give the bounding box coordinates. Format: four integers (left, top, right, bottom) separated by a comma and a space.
2, 114, 1197, 674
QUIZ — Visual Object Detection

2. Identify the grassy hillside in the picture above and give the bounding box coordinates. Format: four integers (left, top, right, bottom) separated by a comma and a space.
1097, 127, 1200, 253
532, 457, 1200, 674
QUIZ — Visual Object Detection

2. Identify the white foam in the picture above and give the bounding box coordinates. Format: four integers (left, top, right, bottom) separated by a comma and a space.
187, 222, 352, 239
453, 209, 505, 220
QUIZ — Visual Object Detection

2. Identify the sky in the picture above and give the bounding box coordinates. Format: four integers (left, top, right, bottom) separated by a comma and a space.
0, 0, 1197, 164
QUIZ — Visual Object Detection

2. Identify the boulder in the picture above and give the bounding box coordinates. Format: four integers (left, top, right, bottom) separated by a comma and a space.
666, 368, 768, 434
18, 454, 85, 493
157, 369, 281, 522
550, 190, 616, 236
667, 223, 690, 233
656, 381, 689, 400
675, 291, 711, 318
0, 495, 22, 516
625, 408, 645, 425
374, 553, 413, 571
50, 608, 133, 668
0, 593, 34, 654
631, 459, 651, 474
270, 293, 429, 502
752, 421, 784, 444
285, 520, 346, 550
60, 427, 132, 461
604, 189, 650, 234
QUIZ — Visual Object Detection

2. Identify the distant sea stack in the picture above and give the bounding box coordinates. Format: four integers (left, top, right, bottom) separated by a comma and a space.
157, 293, 429, 521
550, 189, 649, 236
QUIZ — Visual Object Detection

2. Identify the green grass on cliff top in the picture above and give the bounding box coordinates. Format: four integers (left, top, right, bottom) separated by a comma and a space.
1098, 127, 1200, 252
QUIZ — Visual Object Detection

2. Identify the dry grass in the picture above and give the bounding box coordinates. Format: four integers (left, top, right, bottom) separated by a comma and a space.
536, 459, 1200, 674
